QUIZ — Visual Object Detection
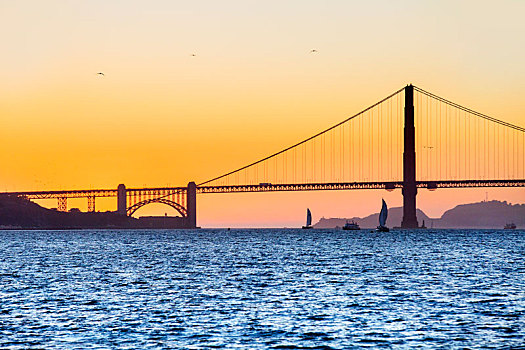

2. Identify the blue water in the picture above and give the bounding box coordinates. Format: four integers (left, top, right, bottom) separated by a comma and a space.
0, 229, 524, 349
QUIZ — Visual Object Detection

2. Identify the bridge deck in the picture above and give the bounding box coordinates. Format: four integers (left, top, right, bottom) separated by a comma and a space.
197, 180, 525, 193
1, 180, 523, 199
2, 187, 186, 199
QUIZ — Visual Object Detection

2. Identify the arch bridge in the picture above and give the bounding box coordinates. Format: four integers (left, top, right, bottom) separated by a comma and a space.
5, 182, 198, 228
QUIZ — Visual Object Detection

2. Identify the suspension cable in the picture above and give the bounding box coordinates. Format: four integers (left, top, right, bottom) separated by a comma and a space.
414, 86, 525, 133
199, 86, 405, 186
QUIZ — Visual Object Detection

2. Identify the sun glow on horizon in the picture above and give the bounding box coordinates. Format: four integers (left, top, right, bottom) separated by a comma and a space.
2, 0, 525, 226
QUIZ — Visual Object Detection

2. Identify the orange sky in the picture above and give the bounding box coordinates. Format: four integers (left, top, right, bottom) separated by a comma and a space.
1, 1, 525, 227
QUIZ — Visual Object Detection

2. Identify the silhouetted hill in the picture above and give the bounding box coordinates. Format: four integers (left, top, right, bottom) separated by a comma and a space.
434, 200, 525, 229
313, 200, 524, 229
0, 195, 134, 229
314, 207, 430, 229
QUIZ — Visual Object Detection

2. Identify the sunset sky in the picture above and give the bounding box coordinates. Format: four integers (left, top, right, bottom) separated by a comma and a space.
2, 0, 525, 227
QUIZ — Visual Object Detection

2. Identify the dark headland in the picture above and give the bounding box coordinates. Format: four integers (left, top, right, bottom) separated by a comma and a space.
0, 195, 190, 229
315, 200, 525, 229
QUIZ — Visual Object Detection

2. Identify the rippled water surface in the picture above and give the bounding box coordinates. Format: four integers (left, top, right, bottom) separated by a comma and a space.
0, 229, 524, 349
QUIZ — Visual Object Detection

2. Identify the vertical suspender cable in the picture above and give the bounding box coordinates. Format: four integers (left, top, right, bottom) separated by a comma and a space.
369, 109, 372, 180
427, 95, 430, 180
379, 103, 382, 181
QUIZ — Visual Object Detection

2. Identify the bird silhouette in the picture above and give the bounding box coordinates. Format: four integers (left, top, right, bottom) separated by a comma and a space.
96, 72, 105, 76
310, 49, 318, 53
191, 54, 196, 57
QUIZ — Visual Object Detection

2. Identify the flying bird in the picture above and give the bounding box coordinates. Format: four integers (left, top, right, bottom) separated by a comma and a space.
96, 72, 105, 76
191, 54, 196, 57
310, 49, 318, 53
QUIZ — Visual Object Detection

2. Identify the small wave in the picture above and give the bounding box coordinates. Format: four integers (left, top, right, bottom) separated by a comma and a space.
307, 314, 329, 321
0, 272, 19, 278
302, 331, 329, 339
357, 338, 391, 344
470, 298, 503, 304
272, 345, 336, 350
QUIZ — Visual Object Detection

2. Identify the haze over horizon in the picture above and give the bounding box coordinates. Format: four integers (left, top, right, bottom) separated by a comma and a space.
2, 0, 525, 227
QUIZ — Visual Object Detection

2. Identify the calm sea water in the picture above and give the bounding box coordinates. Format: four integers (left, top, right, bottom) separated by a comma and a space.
0, 229, 524, 349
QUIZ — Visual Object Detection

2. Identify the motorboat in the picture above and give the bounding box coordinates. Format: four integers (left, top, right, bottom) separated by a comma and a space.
343, 220, 360, 230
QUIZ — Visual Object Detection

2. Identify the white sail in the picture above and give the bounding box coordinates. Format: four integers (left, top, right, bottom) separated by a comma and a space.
379, 199, 388, 227
306, 208, 312, 226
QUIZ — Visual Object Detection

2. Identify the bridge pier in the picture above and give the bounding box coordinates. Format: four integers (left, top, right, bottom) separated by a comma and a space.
117, 184, 127, 215
57, 197, 67, 212
87, 196, 95, 212
401, 85, 419, 228
186, 182, 197, 228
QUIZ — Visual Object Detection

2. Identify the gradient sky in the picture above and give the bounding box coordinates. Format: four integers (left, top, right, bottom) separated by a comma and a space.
2, 0, 525, 226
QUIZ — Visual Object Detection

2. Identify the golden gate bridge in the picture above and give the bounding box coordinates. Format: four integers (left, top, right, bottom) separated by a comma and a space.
4, 85, 525, 228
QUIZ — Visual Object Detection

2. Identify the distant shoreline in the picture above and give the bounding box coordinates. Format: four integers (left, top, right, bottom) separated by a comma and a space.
314, 200, 524, 230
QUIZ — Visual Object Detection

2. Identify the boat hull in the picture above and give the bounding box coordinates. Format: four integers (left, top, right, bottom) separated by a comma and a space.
302, 226, 313, 229
343, 220, 360, 230
376, 226, 390, 232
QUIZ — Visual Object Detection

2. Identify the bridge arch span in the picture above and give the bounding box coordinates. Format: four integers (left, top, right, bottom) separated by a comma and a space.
127, 198, 187, 217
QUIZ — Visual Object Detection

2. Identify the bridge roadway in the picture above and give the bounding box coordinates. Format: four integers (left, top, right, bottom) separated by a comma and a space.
4, 179, 525, 199
4, 187, 186, 199
199, 179, 525, 193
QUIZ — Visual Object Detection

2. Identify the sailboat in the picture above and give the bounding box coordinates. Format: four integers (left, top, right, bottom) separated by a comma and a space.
302, 208, 313, 229
376, 199, 390, 232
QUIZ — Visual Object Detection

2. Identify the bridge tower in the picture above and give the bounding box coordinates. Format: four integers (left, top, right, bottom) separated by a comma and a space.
117, 184, 127, 215
187, 182, 197, 228
401, 84, 419, 228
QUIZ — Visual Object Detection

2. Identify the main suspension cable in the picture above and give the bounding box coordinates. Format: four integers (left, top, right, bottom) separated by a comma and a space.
199, 86, 405, 186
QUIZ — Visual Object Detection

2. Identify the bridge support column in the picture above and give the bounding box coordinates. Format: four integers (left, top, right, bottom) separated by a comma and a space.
87, 196, 95, 212
187, 182, 197, 228
117, 184, 127, 216
57, 197, 67, 212
401, 85, 419, 228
